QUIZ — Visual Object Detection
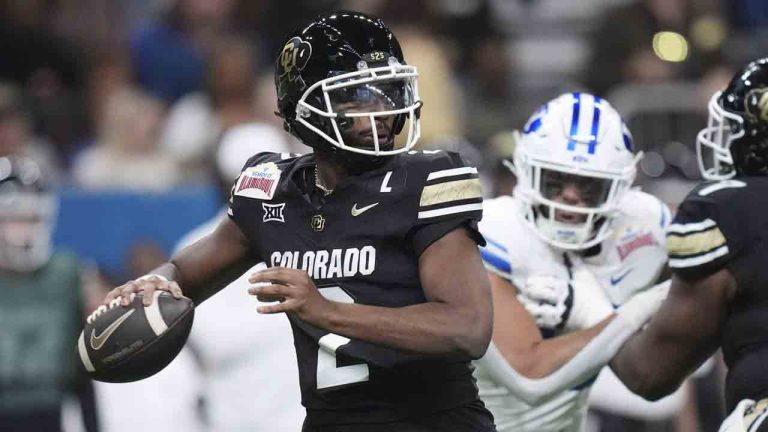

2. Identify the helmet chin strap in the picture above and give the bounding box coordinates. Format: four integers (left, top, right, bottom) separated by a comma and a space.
536, 217, 591, 246
314, 119, 396, 175
532, 205, 609, 251
732, 132, 768, 176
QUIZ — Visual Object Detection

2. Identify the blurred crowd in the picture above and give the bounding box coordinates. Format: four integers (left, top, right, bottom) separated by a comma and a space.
3, 0, 765, 199
2, 0, 768, 431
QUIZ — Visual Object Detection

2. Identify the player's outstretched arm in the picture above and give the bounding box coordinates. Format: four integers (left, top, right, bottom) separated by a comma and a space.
489, 273, 614, 379
249, 227, 493, 359
478, 272, 670, 405
610, 269, 735, 400
104, 217, 255, 306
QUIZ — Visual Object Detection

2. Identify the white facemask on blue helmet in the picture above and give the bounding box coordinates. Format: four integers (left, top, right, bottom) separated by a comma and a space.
512, 93, 642, 250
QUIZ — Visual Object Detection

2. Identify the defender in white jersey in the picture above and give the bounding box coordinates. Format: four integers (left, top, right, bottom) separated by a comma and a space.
474, 93, 672, 431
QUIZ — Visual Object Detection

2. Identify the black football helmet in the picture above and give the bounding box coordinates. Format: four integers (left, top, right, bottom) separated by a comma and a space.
274, 11, 422, 159
0, 156, 56, 272
698, 58, 768, 179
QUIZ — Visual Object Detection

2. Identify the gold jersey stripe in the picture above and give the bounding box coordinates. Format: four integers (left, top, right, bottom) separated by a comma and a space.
744, 398, 768, 430
667, 226, 726, 257
420, 178, 482, 207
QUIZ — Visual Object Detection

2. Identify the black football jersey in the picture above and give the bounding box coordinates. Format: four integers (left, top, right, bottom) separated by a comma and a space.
667, 177, 768, 409
228, 150, 487, 425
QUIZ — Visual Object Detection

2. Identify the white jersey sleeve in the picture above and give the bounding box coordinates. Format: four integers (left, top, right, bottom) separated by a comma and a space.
477, 196, 515, 281
594, 189, 670, 305
479, 196, 570, 289
477, 197, 590, 431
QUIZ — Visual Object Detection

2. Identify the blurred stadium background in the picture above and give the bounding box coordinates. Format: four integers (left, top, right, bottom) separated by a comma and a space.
2, 0, 767, 430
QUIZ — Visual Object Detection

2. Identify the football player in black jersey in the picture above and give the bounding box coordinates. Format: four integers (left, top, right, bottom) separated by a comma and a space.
609, 58, 768, 431
102, 11, 496, 431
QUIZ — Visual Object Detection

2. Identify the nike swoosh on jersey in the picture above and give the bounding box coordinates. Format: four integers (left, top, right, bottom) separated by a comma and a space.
351, 202, 379, 216
610, 268, 634, 286
90, 309, 135, 350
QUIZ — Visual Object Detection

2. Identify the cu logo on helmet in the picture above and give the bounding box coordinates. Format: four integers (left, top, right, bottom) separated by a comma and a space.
746, 87, 768, 121
279, 37, 312, 80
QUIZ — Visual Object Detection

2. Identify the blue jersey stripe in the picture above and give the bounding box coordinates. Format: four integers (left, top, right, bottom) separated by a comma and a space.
480, 247, 512, 275
588, 96, 601, 154
566, 92, 581, 151
485, 236, 508, 253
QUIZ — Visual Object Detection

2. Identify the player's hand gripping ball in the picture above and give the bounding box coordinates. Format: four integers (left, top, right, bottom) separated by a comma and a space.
77, 278, 194, 383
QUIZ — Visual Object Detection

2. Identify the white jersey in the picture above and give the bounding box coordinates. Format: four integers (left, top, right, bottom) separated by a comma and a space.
475, 190, 669, 432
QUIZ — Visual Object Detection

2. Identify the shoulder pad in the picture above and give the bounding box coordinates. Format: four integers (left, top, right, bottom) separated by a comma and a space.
478, 197, 516, 280
687, 179, 748, 201
618, 189, 672, 234
398, 150, 485, 254
228, 152, 303, 218
395, 149, 471, 180
231, 152, 301, 202
402, 150, 483, 223
479, 197, 528, 251
479, 196, 555, 283
240, 151, 302, 171
666, 180, 748, 279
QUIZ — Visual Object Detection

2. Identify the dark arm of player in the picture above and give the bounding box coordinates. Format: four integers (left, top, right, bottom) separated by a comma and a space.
490, 273, 613, 378
105, 217, 256, 306
610, 268, 735, 400
252, 227, 493, 359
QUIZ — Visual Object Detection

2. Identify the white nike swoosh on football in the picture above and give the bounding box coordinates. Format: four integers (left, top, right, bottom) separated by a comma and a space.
90, 309, 135, 350
351, 202, 379, 216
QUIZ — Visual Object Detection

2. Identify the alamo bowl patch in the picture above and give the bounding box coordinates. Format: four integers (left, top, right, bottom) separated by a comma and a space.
235, 163, 281, 200
615, 226, 657, 261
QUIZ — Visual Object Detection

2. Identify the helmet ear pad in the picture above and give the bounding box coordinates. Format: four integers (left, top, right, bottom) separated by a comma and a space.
392, 114, 405, 135
281, 93, 339, 152
731, 118, 768, 176
392, 100, 422, 135
277, 98, 296, 134
715, 59, 768, 177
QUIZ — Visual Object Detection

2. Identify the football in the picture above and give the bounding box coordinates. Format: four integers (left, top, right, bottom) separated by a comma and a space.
77, 291, 195, 383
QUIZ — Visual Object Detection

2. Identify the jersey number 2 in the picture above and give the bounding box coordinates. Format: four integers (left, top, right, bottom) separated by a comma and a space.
316, 286, 370, 389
